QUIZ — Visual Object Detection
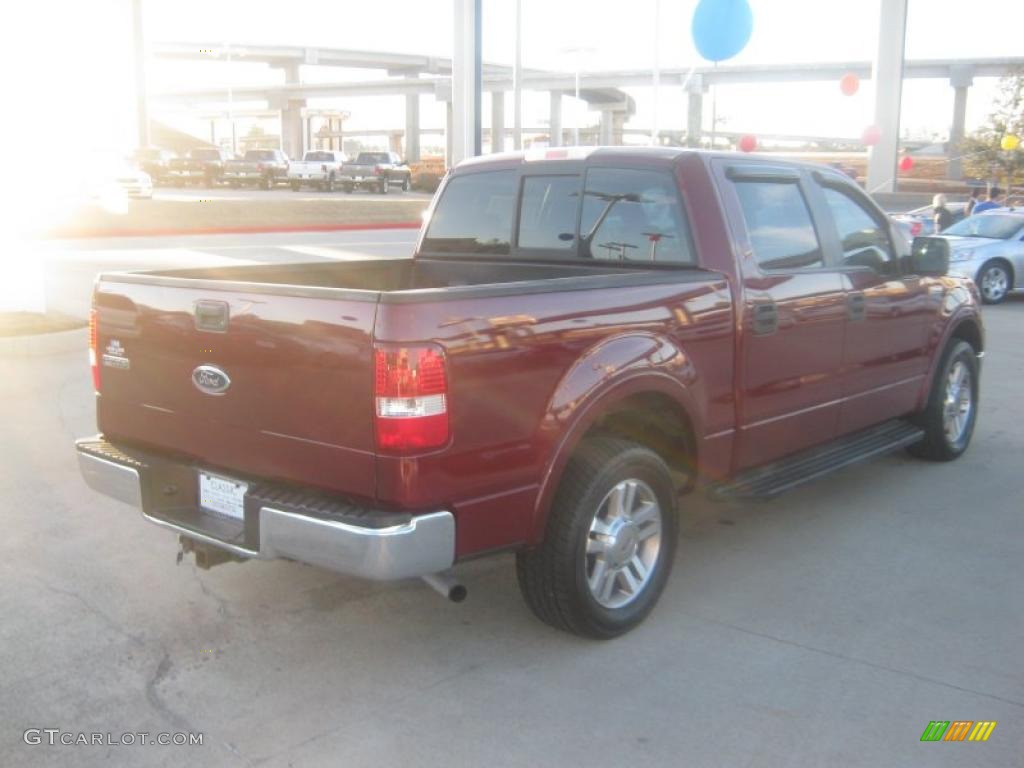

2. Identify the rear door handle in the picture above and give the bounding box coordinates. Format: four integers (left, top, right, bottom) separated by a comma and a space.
847, 291, 866, 322
752, 301, 778, 335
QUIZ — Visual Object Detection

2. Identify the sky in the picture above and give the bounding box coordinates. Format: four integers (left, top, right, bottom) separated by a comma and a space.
3, 0, 1024, 165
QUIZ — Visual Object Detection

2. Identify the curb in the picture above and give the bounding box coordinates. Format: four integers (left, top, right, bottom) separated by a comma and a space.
45, 220, 423, 241
0, 327, 87, 359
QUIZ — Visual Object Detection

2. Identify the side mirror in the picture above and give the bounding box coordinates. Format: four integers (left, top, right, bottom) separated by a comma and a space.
908, 236, 950, 276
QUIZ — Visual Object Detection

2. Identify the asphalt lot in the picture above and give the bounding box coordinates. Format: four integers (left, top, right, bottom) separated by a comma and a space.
2, 254, 1022, 765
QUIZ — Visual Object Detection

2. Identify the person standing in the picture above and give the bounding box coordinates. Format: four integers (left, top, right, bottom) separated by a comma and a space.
932, 193, 953, 232
972, 187, 1005, 215
964, 187, 983, 217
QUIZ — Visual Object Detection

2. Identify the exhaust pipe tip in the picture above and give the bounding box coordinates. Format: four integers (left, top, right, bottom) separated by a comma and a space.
422, 571, 467, 603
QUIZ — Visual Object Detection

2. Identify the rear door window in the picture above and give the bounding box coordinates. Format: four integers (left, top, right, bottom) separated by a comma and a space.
580, 168, 694, 263
733, 180, 824, 270
517, 175, 581, 251
421, 171, 517, 254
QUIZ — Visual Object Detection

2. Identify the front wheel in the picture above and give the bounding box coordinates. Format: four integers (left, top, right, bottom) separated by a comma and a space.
909, 340, 979, 461
516, 438, 678, 638
324, 174, 335, 193
262, 175, 273, 191
378, 179, 388, 195
290, 181, 301, 192
977, 260, 1011, 304
401, 176, 411, 192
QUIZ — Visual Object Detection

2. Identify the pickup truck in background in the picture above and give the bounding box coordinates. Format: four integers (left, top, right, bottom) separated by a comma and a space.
132, 147, 176, 185
222, 149, 291, 190
76, 147, 983, 638
166, 148, 232, 186
287, 150, 348, 192
339, 151, 412, 194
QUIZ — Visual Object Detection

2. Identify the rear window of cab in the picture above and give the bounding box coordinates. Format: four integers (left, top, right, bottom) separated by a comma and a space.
422, 167, 695, 264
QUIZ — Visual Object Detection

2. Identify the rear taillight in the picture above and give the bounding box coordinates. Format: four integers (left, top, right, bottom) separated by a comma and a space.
910, 221, 923, 236
374, 345, 449, 454
373, 165, 383, 176
89, 308, 100, 392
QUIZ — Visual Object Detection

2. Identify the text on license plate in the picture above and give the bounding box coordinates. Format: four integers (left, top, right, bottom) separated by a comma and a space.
199, 472, 248, 521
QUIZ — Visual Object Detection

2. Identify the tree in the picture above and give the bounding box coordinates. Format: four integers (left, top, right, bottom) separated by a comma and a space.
960, 70, 1024, 191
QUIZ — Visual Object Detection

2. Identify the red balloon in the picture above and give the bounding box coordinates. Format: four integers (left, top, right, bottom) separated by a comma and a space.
840, 73, 860, 96
862, 125, 882, 146
738, 134, 757, 153
899, 155, 914, 172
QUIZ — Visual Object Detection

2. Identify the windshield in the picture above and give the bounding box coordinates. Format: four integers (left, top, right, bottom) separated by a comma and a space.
356, 152, 389, 164
944, 214, 1024, 239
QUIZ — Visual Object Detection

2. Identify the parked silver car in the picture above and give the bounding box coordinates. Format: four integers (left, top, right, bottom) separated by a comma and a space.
940, 210, 1024, 304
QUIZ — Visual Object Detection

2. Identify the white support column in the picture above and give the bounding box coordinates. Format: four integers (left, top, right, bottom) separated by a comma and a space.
491, 91, 505, 153
549, 92, 563, 147
866, 0, 909, 193
132, 0, 149, 148
686, 75, 705, 148
451, 0, 482, 165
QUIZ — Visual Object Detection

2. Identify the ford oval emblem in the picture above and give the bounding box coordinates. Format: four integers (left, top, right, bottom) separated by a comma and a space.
192, 364, 231, 396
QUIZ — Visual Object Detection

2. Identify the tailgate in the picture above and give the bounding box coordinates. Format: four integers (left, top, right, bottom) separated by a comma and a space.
94, 277, 380, 501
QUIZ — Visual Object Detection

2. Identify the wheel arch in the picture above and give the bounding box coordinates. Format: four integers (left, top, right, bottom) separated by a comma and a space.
529, 333, 703, 546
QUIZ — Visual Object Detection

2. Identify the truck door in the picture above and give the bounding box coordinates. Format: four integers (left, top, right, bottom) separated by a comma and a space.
715, 162, 848, 470
809, 172, 932, 433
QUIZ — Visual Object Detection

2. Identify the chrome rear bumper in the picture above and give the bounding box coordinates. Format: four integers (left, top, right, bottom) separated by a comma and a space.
75, 438, 454, 581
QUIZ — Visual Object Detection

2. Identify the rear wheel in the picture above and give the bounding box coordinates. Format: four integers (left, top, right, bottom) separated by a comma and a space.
262, 175, 273, 191
516, 438, 678, 638
909, 340, 979, 461
290, 181, 301, 192
378, 179, 388, 195
324, 174, 335, 192
401, 176, 411, 192
343, 184, 353, 194
977, 260, 1011, 304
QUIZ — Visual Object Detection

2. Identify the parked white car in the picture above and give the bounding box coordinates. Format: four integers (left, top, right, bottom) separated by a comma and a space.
287, 150, 348, 192
940, 210, 1024, 304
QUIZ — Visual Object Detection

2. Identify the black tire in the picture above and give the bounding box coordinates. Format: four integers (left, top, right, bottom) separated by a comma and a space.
908, 340, 979, 461
516, 437, 678, 639
401, 176, 411, 192
378, 179, 388, 195
324, 174, 335, 193
343, 184, 353, 194
976, 260, 1012, 305
229, 181, 239, 189
291, 181, 301, 192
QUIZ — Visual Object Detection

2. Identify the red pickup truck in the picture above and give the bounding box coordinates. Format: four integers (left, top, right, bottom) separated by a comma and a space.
77, 147, 983, 638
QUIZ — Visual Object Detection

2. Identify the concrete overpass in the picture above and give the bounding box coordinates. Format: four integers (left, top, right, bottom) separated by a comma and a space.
152, 42, 635, 161
152, 42, 1024, 178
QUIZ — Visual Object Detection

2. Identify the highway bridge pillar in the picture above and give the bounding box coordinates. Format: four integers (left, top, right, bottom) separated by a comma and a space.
948, 65, 973, 180
550, 93, 563, 146
866, 0, 908, 193
491, 92, 505, 153
405, 93, 421, 162
275, 63, 306, 159
686, 75, 705, 148
599, 110, 614, 145
279, 101, 306, 159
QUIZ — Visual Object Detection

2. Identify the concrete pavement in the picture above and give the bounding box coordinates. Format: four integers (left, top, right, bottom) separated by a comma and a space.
1, 292, 1021, 766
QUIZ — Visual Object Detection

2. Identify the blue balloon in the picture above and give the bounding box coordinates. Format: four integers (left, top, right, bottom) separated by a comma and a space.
691, 0, 754, 63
